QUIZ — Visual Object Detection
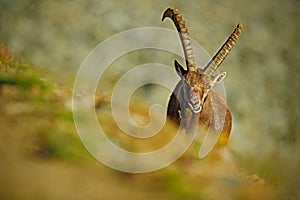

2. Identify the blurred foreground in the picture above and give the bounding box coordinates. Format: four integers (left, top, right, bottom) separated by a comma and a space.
0, 0, 299, 199
0, 44, 295, 200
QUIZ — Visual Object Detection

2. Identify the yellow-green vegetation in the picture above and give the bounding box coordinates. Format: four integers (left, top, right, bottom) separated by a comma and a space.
0, 44, 285, 200
0, 0, 299, 199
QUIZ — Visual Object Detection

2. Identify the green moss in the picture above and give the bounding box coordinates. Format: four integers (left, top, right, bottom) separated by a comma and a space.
0, 72, 48, 88
37, 126, 89, 160
163, 172, 208, 200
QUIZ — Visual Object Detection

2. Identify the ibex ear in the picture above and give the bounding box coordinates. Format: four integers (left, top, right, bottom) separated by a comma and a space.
214, 71, 226, 84
208, 72, 226, 89
174, 60, 187, 77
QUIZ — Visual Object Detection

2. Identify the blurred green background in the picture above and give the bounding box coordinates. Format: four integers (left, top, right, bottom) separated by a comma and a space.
0, 0, 299, 199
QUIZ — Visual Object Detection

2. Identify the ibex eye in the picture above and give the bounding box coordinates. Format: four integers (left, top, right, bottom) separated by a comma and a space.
182, 79, 192, 91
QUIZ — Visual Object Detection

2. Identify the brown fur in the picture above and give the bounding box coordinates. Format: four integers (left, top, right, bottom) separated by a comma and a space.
163, 7, 242, 146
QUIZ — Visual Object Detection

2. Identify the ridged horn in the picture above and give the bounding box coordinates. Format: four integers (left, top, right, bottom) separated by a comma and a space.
203, 23, 243, 76
162, 7, 196, 72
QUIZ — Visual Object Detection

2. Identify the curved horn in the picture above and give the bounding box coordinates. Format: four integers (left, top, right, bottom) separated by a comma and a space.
204, 23, 243, 76
162, 7, 196, 72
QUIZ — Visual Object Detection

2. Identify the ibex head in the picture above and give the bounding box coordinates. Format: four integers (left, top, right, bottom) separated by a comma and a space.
163, 7, 242, 130
172, 60, 226, 114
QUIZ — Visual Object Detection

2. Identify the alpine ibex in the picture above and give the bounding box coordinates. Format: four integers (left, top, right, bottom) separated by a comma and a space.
163, 7, 242, 146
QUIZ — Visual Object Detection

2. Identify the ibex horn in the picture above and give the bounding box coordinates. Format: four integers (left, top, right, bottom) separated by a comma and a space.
203, 23, 243, 77
162, 7, 197, 72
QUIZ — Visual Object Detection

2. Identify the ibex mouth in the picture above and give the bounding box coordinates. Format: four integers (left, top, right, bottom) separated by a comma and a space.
188, 91, 201, 113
